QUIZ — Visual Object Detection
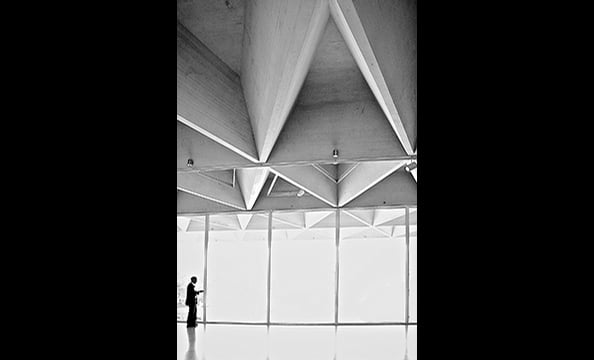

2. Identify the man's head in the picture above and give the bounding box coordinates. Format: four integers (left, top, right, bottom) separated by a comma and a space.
191, 276, 197, 284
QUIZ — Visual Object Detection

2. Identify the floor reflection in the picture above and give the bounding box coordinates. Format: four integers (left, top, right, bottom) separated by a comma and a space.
177, 323, 415, 360
184, 327, 198, 360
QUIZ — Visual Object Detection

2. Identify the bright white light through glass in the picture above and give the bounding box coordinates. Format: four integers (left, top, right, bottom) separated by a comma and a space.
270, 211, 336, 323
177, 217, 205, 321
339, 209, 406, 322
207, 214, 268, 322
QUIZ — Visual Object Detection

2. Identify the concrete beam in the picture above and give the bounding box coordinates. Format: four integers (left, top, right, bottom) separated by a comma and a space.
270, 165, 338, 207
177, 190, 239, 214
346, 168, 417, 208
177, 172, 246, 210
338, 160, 405, 207
330, 0, 416, 154
177, 121, 254, 171
236, 167, 270, 210
241, 0, 330, 162
177, 22, 259, 163
267, 99, 408, 166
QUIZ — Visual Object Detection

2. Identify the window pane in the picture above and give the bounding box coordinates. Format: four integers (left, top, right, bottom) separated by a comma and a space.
409, 207, 417, 322
203, 325, 267, 360
269, 326, 335, 360
336, 325, 406, 360
339, 209, 406, 322
270, 210, 336, 322
207, 214, 268, 322
177, 216, 205, 322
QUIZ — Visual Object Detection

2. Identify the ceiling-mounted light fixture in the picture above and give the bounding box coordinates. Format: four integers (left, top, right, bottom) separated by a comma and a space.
332, 149, 339, 164
404, 160, 417, 172
296, 189, 305, 197
187, 158, 194, 168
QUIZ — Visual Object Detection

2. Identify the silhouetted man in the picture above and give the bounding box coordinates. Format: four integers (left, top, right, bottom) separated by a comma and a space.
186, 276, 203, 328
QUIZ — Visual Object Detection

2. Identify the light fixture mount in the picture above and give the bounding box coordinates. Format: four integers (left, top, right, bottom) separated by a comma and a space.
404, 160, 417, 172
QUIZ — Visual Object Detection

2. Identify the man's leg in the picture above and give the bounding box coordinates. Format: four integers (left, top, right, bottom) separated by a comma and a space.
187, 304, 196, 327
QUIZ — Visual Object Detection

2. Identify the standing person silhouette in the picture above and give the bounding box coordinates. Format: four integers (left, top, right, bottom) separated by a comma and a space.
186, 276, 204, 328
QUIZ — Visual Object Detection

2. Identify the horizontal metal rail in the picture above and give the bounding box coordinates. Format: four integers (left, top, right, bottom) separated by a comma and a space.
177, 320, 417, 327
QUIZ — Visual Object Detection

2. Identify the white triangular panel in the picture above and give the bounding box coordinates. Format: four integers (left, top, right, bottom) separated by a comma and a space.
305, 211, 333, 228
236, 214, 253, 230
236, 167, 270, 210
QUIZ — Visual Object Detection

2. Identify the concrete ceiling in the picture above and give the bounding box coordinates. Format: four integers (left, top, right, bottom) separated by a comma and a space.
177, 0, 416, 214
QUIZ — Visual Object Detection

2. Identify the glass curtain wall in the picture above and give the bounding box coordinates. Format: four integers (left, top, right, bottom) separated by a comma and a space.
177, 206, 417, 360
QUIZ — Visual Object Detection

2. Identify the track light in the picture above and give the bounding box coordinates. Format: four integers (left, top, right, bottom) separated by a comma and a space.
404, 160, 417, 172
296, 189, 305, 197
187, 158, 194, 168
332, 149, 339, 159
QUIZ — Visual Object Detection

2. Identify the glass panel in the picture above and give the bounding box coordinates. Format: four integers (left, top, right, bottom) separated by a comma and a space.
269, 326, 336, 360
177, 216, 205, 322
409, 207, 417, 322
207, 214, 268, 322
407, 325, 417, 360
270, 210, 336, 323
336, 325, 406, 360
339, 208, 406, 322
203, 325, 267, 360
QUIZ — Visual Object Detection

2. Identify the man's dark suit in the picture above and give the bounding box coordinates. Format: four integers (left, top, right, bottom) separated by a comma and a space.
186, 282, 202, 327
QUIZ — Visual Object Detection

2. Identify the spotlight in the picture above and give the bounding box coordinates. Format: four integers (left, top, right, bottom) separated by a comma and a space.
187, 158, 194, 168
404, 161, 417, 172
332, 149, 339, 159
296, 189, 305, 197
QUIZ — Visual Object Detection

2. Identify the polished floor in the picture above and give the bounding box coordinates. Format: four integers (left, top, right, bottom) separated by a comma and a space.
177, 323, 416, 360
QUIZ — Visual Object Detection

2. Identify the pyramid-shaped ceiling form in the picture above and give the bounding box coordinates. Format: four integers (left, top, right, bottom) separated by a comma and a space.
177, 0, 245, 74
345, 168, 417, 208
252, 176, 335, 212
187, 217, 206, 232
268, 16, 407, 166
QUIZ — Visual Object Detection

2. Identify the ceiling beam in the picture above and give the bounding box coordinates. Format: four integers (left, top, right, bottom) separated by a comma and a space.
267, 99, 408, 166
177, 121, 254, 171
177, 172, 246, 210
235, 167, 270, 210
177, 190, 239, 214
330, 0, 416, 154
270, 165, 337, 207
241, 0, 330, 162
346, 168, 417, 208
177, 21, 259, 163
338, 160, 405, 207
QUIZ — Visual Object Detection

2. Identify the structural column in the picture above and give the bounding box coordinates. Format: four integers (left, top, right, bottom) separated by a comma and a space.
202, 214, 209, 325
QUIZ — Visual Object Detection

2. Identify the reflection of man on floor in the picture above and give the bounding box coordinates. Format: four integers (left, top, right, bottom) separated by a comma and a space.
186, 276, 204, 328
